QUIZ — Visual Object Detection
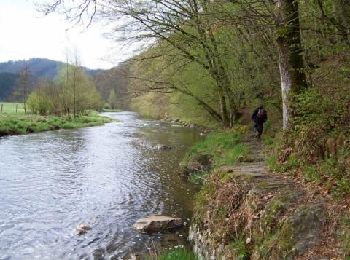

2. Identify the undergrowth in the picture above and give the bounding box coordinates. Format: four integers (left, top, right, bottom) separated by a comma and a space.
267, 86, 350, 198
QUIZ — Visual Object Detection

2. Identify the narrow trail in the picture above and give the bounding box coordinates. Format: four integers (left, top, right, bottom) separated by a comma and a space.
219, 135, 269, 177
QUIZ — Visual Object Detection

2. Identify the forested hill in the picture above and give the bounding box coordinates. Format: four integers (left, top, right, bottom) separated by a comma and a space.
0, 58, 103, 101
0, 58, 102, 80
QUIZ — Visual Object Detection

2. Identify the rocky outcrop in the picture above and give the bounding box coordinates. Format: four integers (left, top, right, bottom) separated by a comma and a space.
133, 215, 183, 233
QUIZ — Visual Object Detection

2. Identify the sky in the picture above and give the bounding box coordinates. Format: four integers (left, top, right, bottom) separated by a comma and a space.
0, 0, 134, 69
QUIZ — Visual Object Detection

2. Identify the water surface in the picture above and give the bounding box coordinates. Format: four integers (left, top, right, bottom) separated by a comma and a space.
0, 112, 201, 259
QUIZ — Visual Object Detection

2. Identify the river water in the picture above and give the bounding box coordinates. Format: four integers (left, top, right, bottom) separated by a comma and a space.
0, 112, 201, 260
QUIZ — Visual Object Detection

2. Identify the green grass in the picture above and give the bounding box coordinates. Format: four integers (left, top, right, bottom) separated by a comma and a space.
147, 248, 197, 260
0, 113, 112, 136
0, 102, 26, 114
181, 130, 249, 184
230, 238, 250, 260
182, 131, 249, 168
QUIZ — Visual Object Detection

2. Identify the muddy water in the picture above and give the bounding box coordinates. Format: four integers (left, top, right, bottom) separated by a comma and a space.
0, 112, 202, 259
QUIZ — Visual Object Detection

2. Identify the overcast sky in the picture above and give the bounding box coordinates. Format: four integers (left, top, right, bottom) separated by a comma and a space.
0, 0, 133, 69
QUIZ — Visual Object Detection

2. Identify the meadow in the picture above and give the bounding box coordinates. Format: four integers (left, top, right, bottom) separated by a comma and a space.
0, 102, 26, 114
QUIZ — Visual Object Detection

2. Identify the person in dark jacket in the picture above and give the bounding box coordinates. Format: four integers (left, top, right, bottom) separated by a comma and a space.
252, 105, 268, 138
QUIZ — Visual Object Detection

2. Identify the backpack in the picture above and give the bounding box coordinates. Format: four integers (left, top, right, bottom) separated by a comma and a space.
257, 108, 266, 119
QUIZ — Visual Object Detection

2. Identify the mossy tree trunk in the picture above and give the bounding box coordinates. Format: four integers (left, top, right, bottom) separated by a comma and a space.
276, 0, 307, 129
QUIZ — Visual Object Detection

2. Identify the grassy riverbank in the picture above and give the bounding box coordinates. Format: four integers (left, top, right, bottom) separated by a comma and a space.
180, 129, 250, 184
0, 112, 112, 136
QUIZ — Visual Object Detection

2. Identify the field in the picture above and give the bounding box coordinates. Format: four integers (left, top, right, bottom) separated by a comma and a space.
0, 102, 26, 114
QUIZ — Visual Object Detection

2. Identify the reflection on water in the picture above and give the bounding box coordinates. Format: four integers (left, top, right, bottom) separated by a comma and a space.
0, 112, 201, 259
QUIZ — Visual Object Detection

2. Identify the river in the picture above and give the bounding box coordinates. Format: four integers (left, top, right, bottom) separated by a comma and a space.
0, 112, 201, 259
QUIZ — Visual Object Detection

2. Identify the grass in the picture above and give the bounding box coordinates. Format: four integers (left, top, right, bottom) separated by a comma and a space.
180, 130, 250, 184
182, 130, 249, 168
0, 112, 112, 136
147, 248, 197, 260
230, 238, 250, 260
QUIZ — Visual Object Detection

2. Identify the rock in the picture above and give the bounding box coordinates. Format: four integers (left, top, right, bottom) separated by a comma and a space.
155, 144, 172, 150
182, 154, 213, 176
290, 204, 325, 255
133, 215, 183, 233
127, 254, 141, 260
75, 224, 91, 235
246, 237, 252, 244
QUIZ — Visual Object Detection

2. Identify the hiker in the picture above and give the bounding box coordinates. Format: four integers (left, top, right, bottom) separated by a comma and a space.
251, 105, 268, 138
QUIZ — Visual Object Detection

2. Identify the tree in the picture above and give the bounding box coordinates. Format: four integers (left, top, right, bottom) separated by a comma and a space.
13, 62, 32, 112
108, 89, 118, 109
41, 0, 253, 127
275, 0, 307, 129
55, 62, 103, 115
41, 0, 308, 128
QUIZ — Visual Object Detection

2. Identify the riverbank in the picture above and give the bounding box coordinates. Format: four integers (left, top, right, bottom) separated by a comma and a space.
0, 112, 112, 137
182, 129, 349, 259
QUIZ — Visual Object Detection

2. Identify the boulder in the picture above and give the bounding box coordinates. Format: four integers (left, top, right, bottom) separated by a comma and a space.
133, 215, 183, 233
75, 224, 91, 235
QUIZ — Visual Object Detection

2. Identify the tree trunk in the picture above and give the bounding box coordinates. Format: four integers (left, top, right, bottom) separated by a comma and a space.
219, 92, 230, 128
276, 0, 307, 129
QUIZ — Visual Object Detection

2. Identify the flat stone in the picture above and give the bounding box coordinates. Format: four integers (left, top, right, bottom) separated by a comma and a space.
133, 215, 183, 233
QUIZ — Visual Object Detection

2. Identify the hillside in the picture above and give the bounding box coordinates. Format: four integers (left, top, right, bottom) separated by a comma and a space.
0, 58, 103, 101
